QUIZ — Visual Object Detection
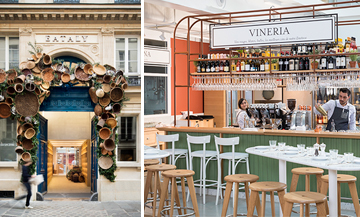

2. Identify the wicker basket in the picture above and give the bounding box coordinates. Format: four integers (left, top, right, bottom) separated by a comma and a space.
15, 146, 24, 154
7, 69, 17, 81
5, 97, 13, 105
99, 93, 111, 107
15, 75, 26, 84
101, 113, 108, 120
99, 127, 111, 140
101, 148, 108, 155
32, 66, 41, 74
14, 83, 24, 93
15, 91, 39, 117
0, 103, 11, 118
105, 118, 117, 129
6, 86, 15, 95
83, 64, 93, 74
22, 69, 32, 76
75, 66, 90, 81
96, 88, 105, 98
103, 75, 112, 84
104, 139, 115, 151
97, 119, 105, 128
25, 82, 36, 92
121, 83, 128, 90
112, 103, 121, 114
110, 87, 123, 102
98, 156, 113, 169
20, 123, 33, 135
93, 65, 106, 76
43, 54, 52, 65
21, 152, 31, 162
22, 139, 34, 150
0, 69, 6, 83
61, 73, 71, 83
54, 70, 62, 82
24, 128, 36, 139
94, 104, 103, 116
102, 84, 111, 93
41, 68, 55, 82
88, 87, 98, 104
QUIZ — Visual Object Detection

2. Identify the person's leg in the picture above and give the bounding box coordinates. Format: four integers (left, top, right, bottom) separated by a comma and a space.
23, 182, 32, 207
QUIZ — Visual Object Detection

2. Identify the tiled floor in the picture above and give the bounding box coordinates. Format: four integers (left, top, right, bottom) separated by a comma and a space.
48, 175, 90, 194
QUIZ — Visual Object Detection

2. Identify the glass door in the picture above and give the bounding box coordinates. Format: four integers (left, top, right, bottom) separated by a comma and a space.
55, 147, 79, 175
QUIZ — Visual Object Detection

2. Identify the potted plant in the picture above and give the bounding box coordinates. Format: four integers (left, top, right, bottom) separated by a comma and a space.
349, 50, 358, 68
357, 56, 360, 68
271, 59, 279, 71
311, 60, 319, 70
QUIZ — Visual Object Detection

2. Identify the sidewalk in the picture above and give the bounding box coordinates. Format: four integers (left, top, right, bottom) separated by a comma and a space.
0, 199, 141, 217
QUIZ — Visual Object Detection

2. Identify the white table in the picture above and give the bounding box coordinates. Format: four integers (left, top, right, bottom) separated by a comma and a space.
144, 146, 170, 160
246, 146, 360, 217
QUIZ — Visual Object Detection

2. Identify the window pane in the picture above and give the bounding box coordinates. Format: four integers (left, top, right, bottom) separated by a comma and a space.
144, 76, 168, 115
0, 38, 5, 63
0, 118, 17, 161
0, 62, 5, 69
0, 38, 5, 49
116, 62, 125, 71
117, 116, 137, 161
9, 37, 19, 69
116, 38, 125, 50
128, 50, 137, 61
144, 65, 168, 74
9, 37, 19, 49
128, 38, 138, 50
116, 51, 125, 61
128, 61, 137, 73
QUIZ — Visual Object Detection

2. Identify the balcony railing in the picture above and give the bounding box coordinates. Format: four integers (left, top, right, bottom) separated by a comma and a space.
53, 0, 80, 3
128, 76, 141, 86
114, 0, 140, 4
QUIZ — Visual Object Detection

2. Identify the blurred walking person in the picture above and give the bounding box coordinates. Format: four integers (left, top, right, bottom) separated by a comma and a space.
15, 158, 36, 209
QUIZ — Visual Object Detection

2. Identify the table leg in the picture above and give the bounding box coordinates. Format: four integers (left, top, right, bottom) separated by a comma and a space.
279, 159, 286, 217
328, 169, 337, 217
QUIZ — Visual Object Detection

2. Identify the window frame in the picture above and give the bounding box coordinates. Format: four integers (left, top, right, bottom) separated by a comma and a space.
0, 119, 18, 168
116, 113, 140, 168
0, 36, 19, 71
114, 35, 141, 77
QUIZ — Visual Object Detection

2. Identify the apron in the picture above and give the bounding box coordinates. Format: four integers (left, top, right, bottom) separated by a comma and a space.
326, 105, 349, 131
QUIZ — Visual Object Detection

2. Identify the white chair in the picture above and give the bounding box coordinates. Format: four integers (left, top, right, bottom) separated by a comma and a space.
187, 134, 218, 204
214, 136, 250, 205
156, 133, 189, 170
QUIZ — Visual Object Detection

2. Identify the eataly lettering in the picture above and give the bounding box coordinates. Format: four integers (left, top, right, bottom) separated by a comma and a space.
45, 35, 89, 42
249, 27, 290, 37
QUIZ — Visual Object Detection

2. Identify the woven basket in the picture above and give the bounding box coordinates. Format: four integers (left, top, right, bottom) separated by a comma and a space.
110, 87, 123, 102
107, 113, 115, 119
21, 152, 31, 162
5, 97, 13, 105
108, 151, 113, 156
97, 119, 105, 128
96, 89, 105, 98
101, 148, 108, 155
34, 86, 42, 95
110, 82, 116, 89
0, 103, 11, 118
7, 69, 17, 81
54, 70, 62, 82
112, 103, 121, 114
98, 156, 113, 169
14, 83, 24, 93
19, 123, 33, 135
103, 75, 112, 84
25, 82, 36, 92
22, 139, 34, 150
32, 66, 41, 73
43, 54, 52, 65
100, 113, 108, 120
99, 93, 111, 107
83, 64, 93, 74
61, 73, 71, 83
24, 128, 36, 139
15, 146, 24, 154
94, 104, 103, 116
41, 68, 55, 82
6, 86, 15, 95
22, 69, 32, 76
75, 66, 90, 81
102, 84, 111, 93
106, 118, 117, 129
104, 64, 116, 72
115, 70, 124, 77
0, 69, 6, 83
99, 127, 111, 140
100, 143, 104, 148
88, 87, 98, 104
93, 65, 106, 76
15, 91, 39, 117
121, 83, 128, 90
104, 139, 115, 151
41, 82, 50, 90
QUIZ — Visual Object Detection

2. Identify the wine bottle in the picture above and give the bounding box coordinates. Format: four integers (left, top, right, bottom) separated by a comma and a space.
299, 56, 304, 70
335, 55, 341, 69
241, 59, 245, 72
219, 54, 224, 72
215, 60, 219, 72
289, 54, 295, 71
197, 55, 201, 73
211, 61, 215, 72
260, 54, 265, 72
327, 51, 335, 70
283, 51, 289, 71
201, 55, 206, 72
304, 56, 309, 70
278, 52, 284, 71
294, 57, 299, 71
245, 55, 250, 72
236, 60, 241, 72
224, 58, 230, 72
320, 51, 327, 69
340, 55, 346, 69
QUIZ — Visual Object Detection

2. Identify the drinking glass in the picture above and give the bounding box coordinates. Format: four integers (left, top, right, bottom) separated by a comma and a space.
307, 147, 314, 156
278, 142, 286, 151
329, 149, 338, 161
344, 152, 354, 163
269, 140, 277, 150
297, 144, 305, 153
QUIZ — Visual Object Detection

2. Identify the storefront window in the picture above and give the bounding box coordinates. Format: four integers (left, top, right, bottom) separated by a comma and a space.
116, 37, 140, 75
0, 37, 19, 70
0, 118, 17, 162
117, 116, 137, 161
144, 65, 168, 115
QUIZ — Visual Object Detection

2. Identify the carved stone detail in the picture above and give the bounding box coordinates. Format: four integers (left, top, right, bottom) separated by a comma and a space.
19, 27, 32, 35
91, 45, 99, 54
101, 27, 114, 35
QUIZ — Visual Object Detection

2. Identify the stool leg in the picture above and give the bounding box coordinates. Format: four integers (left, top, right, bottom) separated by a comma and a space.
261, 191, 266, 217
305, 174, 310, 191
221, 181, 233, 217
173, 177, 183, 216
320, 181, 329, 215
158, 177, 170, 217
316, 174, 322, 193
290, 173, 299, 192
153, 171, 159, 217
244, 182, 250, 210
216, 158, 221, 205
233, 182, 239, 217
203, 157, 206, 204
144, 171, 153, 205
181, 177, 187, 215
348, 182, 360, 217
247, 190, 259, 217
270, 191, 275, 217
315, 202, 326, 217
187, 176, 200, 217
246, 157, 250, 174
278, 190, 286, 214
300, 203, 304, 217
199, 158, 203, 197
283, 201, 293, 217
338, 183, 341, 217
305, 203, 310, 217
170, 177, 176, 217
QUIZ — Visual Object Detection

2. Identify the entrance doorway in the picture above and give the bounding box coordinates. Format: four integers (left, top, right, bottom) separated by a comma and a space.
55, 147, 79, 175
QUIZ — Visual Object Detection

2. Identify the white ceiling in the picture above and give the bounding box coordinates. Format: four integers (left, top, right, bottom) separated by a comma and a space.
49, 140, 86, 147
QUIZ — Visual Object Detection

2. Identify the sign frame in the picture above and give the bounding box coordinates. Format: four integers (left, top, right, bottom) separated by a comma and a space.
209, 14, 338, 51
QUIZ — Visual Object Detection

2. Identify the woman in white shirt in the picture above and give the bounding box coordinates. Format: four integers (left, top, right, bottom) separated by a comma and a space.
236, 98, 251, 129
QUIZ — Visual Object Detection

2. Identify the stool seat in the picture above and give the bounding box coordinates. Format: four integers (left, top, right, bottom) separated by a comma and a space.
146, 164, 176, 171
249, 181, 287, 192
162, 169, 195, 178
291, 167, 324, 175
321, 174, 357, 183
224, 174, 259, 183
144, 159, 159, 166
284, 191, 327, 204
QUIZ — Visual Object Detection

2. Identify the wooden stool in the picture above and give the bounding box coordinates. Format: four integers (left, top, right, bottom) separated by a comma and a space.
221, 174, 259, 217
144, 159, 160, 167
157, 169, 199, 217
283, 191, 327, 217
247, 182, 287, 217
320, 174, 360, 217
290, 167, 324, 215
144, 164, 176, 217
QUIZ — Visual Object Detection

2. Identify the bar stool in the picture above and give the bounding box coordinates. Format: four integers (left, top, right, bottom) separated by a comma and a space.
187, 134, 217, 204
320, 174, 360, 217
145, 159, 160, 167
283, 191, 327, 217
215, 136, 250, 205
221, 174, 259, 217
290, 167, 324, 214
156, 133, 189, 170
144, 164, 176, 217
247, 182, 287, 217
157, 169, 200, 217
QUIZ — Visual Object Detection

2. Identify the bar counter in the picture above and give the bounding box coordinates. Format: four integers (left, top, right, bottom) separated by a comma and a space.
157, 126, 360, 201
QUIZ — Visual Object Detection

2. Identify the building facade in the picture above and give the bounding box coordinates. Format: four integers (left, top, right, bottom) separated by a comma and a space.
0, 0, 141, 202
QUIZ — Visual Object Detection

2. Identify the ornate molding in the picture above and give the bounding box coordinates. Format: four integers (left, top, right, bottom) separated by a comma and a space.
19, 27, 32, 36
101, 27, 114, 35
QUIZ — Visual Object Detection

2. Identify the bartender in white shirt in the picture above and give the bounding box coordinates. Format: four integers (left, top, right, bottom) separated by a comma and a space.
314, 88, 356, 131
236, 98, 251, 129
